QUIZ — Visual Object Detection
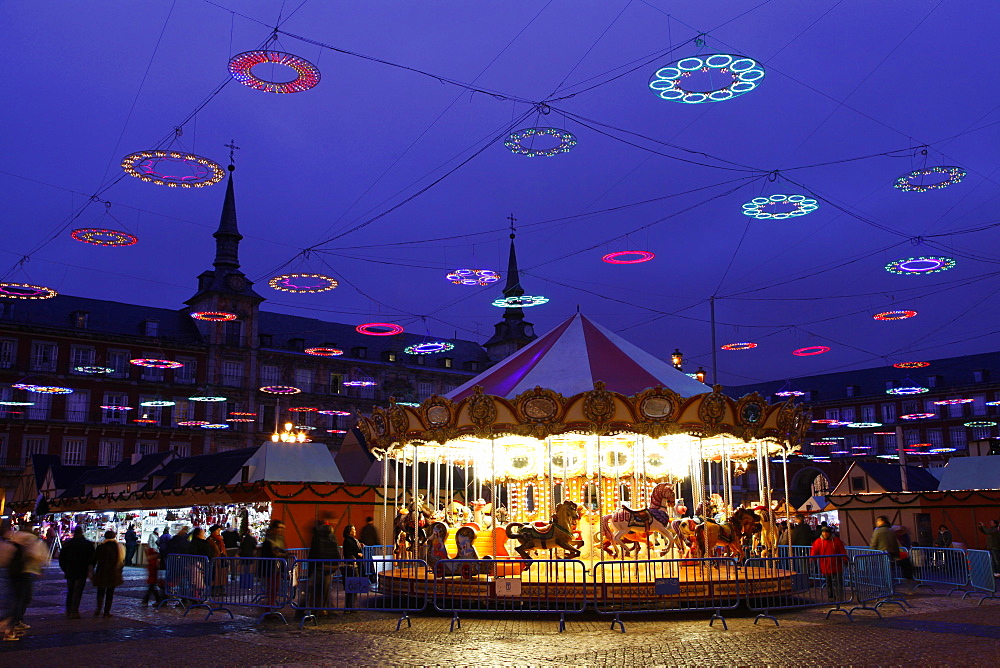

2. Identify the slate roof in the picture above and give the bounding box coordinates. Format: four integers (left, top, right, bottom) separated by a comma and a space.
149, 447, 259, 490
48, 465, 102, 491
853, 461, 940, 492
1, 294, 203, 344
256, 311, 490, 367
30, 454, 62, 489
728, 350, 1000, 402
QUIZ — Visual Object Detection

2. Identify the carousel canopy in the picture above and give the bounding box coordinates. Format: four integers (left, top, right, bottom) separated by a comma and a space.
448, 313, 709, 401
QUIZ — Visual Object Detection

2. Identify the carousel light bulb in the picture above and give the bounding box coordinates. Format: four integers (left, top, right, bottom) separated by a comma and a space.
271, 433, 279, 442
285, 422, 293, 431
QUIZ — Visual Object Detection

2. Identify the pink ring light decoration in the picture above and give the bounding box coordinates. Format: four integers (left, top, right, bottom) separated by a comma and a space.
793, 346, 830, 356
602, 251, 656, 264
305, 347, 344, 357
288, 407, 318, 412
327, 429, 348, 434
356, 322, 404, 336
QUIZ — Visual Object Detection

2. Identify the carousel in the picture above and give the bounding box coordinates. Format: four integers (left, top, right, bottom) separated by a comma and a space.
353, 314, 810, 605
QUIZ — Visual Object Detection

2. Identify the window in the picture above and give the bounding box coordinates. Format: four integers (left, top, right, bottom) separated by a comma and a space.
902, 400, 919, 414
175, 358, 196, 384
439, 357, 454, 369
27, 393, 51, 420
70, 346, 95, 373
927, 429, 944, 447
171, 443, 191, 458
259, 334, 273, 347
30, 342, 57, 371
136, 441, 158, 457
351, 347, 367, 359
172, 399, 194, 423
863, 434, 877, 448
840, 407, 855, 422
260, 364, 280, 385
108, 350, 129, 378
861, 405, 876, 422
222, 361, 243, 386
850, 476, 866, 491
881, 403, 896, 423
414, 355, 426, 366
0, 434, 7, 466
972, 394, 987, 416
62, 438, 86, 465
23, 437, 48, 463
903, 428, 919, 446
101, 393, 129, 424
360, 384, 375, 399
973, 369, 989, 383
328, 373, 342, 395
463, 361, 479, 372
971, 426, 992, 440
926, 375, 941, 388
845, 434, 859, 448
383, 351, 397, 362
66, 391, 89, 422
948, 401, 964, 419
0, 339, 16, 368
141, 320, 159, 337
137, 396, 163, 425
294, 368, 311, 392
288, 338, 305, 351
881, 432, 897, 452
98, 439, 123, 467
950, 426, 968, 449
417, 382, 433, 399
71, 311, 89, 329
825, 408, 841, 421
846, 385, 859, 398
141, 360, 164, 382
225, 321, 242, 346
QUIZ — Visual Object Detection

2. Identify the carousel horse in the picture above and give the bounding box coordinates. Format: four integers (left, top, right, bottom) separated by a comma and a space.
599, 482, 678, 558
696, 507, 760, 564
505, 500, 583, 560
751, 506, 780, 557
443, 500, 472, 526
669, 518, 699, 558
393, 498, 434, 558
470, 498, 494, 530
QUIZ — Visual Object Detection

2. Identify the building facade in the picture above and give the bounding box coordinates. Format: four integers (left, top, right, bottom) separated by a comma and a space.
0, 168, 491, 496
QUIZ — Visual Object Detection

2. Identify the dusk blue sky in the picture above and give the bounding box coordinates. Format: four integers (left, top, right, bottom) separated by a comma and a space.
3, 1, 999, 387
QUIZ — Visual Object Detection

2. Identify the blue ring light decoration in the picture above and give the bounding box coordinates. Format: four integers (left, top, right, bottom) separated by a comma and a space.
742, 194, 819, 220
504, 128, 577, 157
649, 53, 765, 104
492, 295, 550, 308
404, 341, 455, 355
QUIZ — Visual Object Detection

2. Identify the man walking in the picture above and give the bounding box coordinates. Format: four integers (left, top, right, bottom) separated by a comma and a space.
0, 527, 47, 641
123, 525, 138, 566
978, 519, 1000, 576
58, 527, 94, 619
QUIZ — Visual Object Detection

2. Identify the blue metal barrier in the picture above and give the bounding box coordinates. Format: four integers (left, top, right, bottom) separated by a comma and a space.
592, 558, 740, 632
965, 549, 999, 606
203, 557, 292, 624
362, 544, 395, 578
158, 554, 211, 615
290, 558, 428, 629
743, 554, 853, 625
909, 546, 968, 595
432, 558, 587, 632
849, 552, 900, 617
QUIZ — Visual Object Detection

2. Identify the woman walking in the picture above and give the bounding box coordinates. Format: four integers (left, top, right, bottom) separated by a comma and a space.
91, 530, 124, 618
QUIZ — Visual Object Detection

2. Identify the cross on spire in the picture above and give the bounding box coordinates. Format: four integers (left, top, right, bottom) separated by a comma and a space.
507, 213, 517, 238
224, 140, 241, 166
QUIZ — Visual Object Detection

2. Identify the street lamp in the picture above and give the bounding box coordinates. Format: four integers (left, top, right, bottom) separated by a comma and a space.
671, 349, 683, 370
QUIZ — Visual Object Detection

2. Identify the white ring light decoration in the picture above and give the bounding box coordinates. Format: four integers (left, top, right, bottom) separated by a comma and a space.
649, 54, 765, 104
742, 194, 819, 220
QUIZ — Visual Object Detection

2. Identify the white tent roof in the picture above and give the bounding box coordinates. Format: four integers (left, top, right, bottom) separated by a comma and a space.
935, 456, 1000, 491
237, 442, 343, 483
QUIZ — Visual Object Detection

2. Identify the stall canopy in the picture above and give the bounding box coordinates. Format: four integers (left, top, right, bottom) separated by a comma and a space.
241, 442, 343, 484
447, 313, 709, 401
934, 456, 1000, 491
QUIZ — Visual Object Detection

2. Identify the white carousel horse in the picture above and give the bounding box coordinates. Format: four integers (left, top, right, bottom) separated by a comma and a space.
599, 482, 679, 558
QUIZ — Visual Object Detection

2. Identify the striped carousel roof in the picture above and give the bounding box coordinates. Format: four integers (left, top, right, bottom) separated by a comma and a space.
447, 313, 709, 401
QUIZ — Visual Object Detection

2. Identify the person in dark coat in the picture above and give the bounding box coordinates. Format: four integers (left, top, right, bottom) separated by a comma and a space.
791, 520, 816, 546
157, 527, 171, 557
259, 521, 287, 609
123, 525, 138, 566
934, 525, 953, 549
91, 530, 124, 618
163, 526, 191, 560
341, 524, 364, 611
978, 519, 1000, 575
58, 526, 94, 619
188, 528, 213, 559
221, 526, 240, 557
306, 524, 341, 613
359, 517, 380, 547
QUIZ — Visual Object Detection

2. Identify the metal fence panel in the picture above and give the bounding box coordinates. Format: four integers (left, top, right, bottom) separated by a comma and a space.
965, 550, 999, 605
159, 554, 211, 615
909, 546, 969, 595
742, 555, 853, 625
593, 558, 740, 632
203, 557, 293, 624
849, 552, 899, 616
432, 559, 587, 632
362, 544, 395, 578
290, 558, 428, 629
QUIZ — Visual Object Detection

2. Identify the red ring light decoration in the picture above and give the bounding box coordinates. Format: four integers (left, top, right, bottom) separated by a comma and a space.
305, 347, 344, 357
792, 346, 830, 356
288, 407, 318, 412
260, 385, 301, 394
933, 398, 973, 405
901, 413, 936, 420
812, 441, 837, 446
130, 358, 183, 369
133, 418, 158, 424
0, 283, 57, 300
873, 310, 917, 321
602, 250, 656, 264
893, 361, 929, 369
121, 150, 225, 188
100, 405, 133, 411
327, 429, 348, 434
318, 410, 351, 416
356, 322, 404, 336
191, 311, 238, 322
720, 342, 757, 351
811, 419, 840, 424
228, 50, 321, 94
229, 412, 257, 416
874, 431, 895, 435
177, 420, 209, 426
71, 228, 138, 247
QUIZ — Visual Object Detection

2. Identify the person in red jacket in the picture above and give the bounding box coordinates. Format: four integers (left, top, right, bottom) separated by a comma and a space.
141, 546, 163, 606
810, 525, 848, 601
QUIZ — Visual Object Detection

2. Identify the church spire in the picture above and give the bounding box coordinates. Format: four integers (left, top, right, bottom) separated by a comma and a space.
483, 214, 537, 362
212, 165, 242, 270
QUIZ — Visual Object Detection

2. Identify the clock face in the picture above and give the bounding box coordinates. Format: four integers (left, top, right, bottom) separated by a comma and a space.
226, 274, 246, 291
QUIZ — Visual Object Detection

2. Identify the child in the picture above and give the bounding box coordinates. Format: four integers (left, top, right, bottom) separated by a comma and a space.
141, 545, 164, 606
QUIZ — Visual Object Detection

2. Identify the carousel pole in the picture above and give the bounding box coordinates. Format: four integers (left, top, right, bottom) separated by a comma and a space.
382, 448, 389, 544
782, 445, 792, 545
412, 442, 419, 560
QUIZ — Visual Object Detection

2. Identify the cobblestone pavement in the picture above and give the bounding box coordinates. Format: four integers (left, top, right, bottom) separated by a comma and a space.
1, 566, 998, 666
